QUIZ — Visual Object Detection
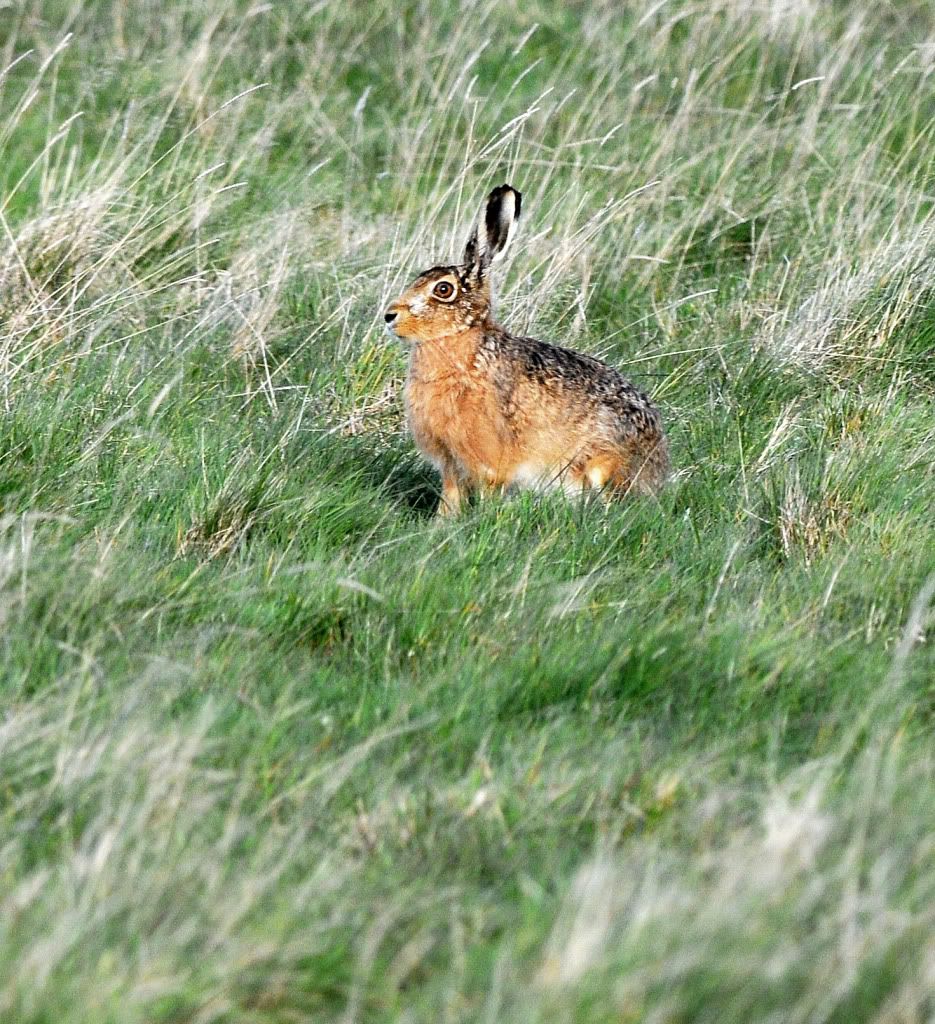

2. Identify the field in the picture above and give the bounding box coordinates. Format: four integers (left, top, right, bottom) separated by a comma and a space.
1, 1, 934, 1021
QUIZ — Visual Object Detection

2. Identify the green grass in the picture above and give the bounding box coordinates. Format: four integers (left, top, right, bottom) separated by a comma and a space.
1, 1, 934, 1021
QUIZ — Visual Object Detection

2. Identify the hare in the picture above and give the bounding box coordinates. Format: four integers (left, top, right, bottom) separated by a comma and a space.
384, 184, 669, 516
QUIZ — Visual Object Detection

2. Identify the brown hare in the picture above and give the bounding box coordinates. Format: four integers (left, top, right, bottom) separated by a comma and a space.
384, 184, 669, 516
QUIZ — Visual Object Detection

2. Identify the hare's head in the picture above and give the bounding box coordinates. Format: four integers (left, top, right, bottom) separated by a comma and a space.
384, 184, 521, 343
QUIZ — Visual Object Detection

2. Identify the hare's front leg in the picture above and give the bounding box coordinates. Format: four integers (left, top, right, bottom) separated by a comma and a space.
437, 467, 465, 517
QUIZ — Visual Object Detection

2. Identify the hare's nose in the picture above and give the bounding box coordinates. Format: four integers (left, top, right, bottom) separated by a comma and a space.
384, 310, 398, 324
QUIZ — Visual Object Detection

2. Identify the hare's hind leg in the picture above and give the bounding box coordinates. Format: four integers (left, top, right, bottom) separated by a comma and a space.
582, 452, 629, 501
583, 436, 669, 500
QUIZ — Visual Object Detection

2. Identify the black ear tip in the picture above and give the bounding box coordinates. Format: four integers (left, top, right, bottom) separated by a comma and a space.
488, 183, 522, 218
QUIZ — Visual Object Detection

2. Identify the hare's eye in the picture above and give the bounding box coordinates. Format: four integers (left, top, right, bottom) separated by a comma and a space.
433, 281, 455, 300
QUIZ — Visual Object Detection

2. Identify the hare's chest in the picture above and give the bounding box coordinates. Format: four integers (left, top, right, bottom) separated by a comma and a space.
406, 365, 462, 438
406, 355, 509, 473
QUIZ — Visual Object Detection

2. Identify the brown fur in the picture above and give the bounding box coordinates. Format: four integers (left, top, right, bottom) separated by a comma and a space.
385, 186, 669, 515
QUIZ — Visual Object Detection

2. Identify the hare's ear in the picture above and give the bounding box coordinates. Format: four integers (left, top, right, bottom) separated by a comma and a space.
483, 184, 521, 261
463, 184, 522, 283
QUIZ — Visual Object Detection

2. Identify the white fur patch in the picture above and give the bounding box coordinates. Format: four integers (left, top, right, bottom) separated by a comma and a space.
511, 462, 583, 494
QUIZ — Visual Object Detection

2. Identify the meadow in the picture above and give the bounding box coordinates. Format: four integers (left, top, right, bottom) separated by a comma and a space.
0, 1, 933, 1021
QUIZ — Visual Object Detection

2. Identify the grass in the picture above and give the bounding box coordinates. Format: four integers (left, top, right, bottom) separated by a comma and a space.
1, 0, 934, 1021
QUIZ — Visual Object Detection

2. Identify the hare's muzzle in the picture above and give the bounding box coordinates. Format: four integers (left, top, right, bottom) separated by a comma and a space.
383, 300, 420, 341
384, 305, 403, 337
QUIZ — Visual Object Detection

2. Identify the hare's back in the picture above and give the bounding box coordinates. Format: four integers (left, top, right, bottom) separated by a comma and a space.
498, 334, 661, 435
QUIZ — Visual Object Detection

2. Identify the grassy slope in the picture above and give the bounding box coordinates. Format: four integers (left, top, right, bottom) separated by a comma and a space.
0, 1, 933, 1021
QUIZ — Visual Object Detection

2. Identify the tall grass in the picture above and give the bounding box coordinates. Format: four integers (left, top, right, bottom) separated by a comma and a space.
0, 1, 933, 1021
